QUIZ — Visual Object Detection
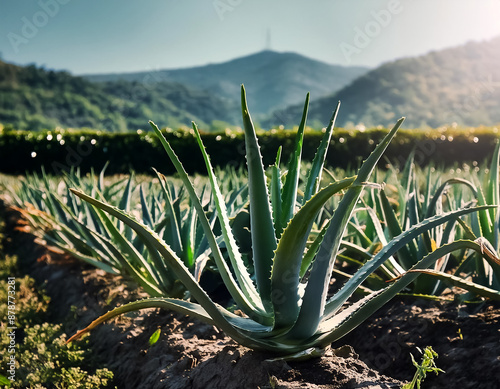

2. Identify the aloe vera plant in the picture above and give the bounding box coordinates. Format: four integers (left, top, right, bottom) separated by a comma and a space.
68, 86, 493, 357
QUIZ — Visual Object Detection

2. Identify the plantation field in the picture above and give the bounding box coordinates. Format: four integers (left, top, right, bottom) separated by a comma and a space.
1, 90, 499, 388
2, 158, 500, 387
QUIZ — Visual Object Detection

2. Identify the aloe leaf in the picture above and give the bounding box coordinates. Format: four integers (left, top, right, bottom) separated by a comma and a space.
476, 184, 492, 241
118, 174, 134, 240
407, 192, 420, 230
348, 218, 372, 248
67, 298, 218, 344
316, 289, 385, 337
241, 85, 277, 307
398, 149, 415, 226
303, 101, 340, 204
396, 293, 454, 301
474, 237, 500, 282
153, 168, 183, 257
291, 117, 405, 339
300, 220, 331, 278
316, 239, 492, 345
83, 199, 100, 234
97, 161, 109, 193
45, 232, 119, 275
408, 190, 434, 259
93, 205, 168, 287
139, 185, 154, 228
271, 147, 283, 235
380, 189, 417, 270
424, 218, 461, 295
70, 188, 269, 339
425, 178, 477, 219
65, 185, 79, 216
405, 269, 500, 300
182, 206, 196, 268
118, 174, 133, 212
422, 164, 433, 216
280, 93, 309, 234
330, 266, 380, 293
470, 210, 490, 286
92, 232, 164, 296
47, 192, 70, 226
67, 295, 274, 349
487, 142, 500, 224
271, 177, 356, 329
339, 240, 373, 262
41, 197, 119, 268
323, 206, 494, 320
149, 122, 270, 323
363, 206, 404, 277
361, 189, 378, 241
191, 121, 261, 308
264, 347, 328, 362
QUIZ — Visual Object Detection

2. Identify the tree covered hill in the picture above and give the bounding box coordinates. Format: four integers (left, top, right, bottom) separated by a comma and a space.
84, 50, 369, 115
270, 37, 500, 129
0, 60, 238, 132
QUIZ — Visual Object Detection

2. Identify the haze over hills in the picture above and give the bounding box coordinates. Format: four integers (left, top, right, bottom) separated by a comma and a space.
84, 50, 369, 115
0, 60, 239, 132
270, 37, 500, 129
3, 38, 500, 133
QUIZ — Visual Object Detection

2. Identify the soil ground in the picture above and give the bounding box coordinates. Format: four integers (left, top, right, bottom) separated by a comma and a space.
342, 298, 500, 389
4, 204, 500, 388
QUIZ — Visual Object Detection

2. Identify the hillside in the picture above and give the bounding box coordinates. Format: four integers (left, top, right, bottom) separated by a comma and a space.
0, 60, 238, 132
270, 37, 500, 129
84, 50, 369, 115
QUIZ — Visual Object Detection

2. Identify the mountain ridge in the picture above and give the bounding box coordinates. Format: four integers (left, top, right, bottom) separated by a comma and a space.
4, 39, 500, 132
269, 37, 500, 128
83, 50, 369, 115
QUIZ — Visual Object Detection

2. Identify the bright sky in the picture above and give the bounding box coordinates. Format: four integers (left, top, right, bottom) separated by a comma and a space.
1, 0, 500, 74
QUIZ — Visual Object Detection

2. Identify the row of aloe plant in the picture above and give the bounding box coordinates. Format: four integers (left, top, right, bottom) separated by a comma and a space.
9, 165, 248, 298
337, 148, 500, 301
52, 86, 498, 358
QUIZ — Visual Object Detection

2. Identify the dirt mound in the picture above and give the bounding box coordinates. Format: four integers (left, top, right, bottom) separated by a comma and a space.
7, 201, 500, 388
4, 206, 402, 388
8, 199, 500, 387
26, 250, 402, 389
342, 299, 500, 389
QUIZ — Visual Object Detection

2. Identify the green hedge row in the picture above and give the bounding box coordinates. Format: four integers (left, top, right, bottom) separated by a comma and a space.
0, 126, 499, 175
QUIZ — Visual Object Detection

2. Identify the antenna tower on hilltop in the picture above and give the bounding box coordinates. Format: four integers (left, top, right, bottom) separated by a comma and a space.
265, 29, 272, 51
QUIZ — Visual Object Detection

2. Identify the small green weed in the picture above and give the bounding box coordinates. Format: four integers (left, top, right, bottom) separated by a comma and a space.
402, 346, 444, 389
